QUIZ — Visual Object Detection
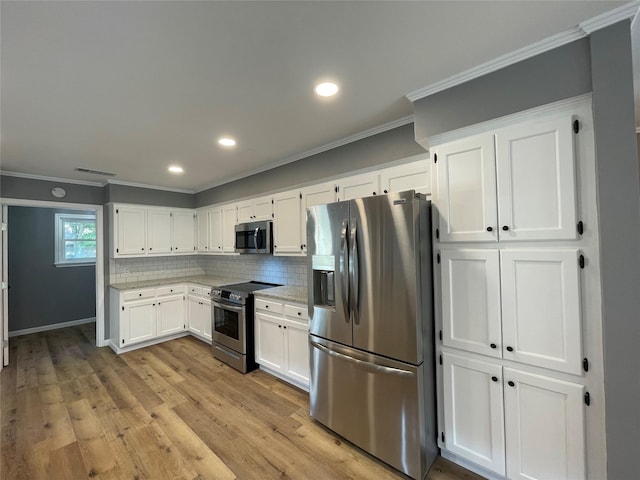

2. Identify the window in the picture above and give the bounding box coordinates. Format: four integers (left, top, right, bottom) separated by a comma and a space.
55, 213, 97, 266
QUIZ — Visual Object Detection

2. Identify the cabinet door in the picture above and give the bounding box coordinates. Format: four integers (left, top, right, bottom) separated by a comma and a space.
504, 368, 585, 480
115, 206, 147, 256
442, 353, 505, 475
500, 249, 582, 375
253, 196, 273, 221
221, 204, 237, 253
172, 211, 195, 253
273, 191, 302, 255
147, 209, 172, 255
202, 298, 212, 340
196, 210, 209, 252
187, 297, 203, 336
283, 319, 309, 387
433, 134, 497, 242
208, 208, 223, 253
380, 159, 430, 195
300, 182, 337, 253
495, 115, 577, 241
157, 295, 185, 336
122, 300, 155, 346
236, 200, 254, 224
441, 249, 502, 358
255, 312, 284, 372
336, 173, 380, 201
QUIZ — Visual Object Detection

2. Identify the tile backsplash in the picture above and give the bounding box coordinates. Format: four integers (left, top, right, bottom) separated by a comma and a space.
110, 254, 307, 287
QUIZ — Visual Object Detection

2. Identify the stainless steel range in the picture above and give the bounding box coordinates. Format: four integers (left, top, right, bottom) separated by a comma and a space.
211, 281, 279, 373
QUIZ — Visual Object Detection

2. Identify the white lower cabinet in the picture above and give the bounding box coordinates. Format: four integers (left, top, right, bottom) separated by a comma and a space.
187, 286, 212, 342
156, 294, 186, 336
442, 352, 586, 480
255, 299, 309, 389
122, 299, 156, 346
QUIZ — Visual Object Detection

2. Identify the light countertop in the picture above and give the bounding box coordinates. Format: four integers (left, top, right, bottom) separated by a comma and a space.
109, 275, 241, 291
254, 285, 308, 305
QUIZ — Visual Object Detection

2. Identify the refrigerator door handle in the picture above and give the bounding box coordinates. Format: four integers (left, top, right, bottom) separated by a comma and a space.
340, 219, 350, 320
310, 339, 414, 377
350, 219, 360, 325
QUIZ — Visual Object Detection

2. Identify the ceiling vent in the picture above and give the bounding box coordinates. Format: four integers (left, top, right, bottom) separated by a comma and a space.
74, 167, 116, 177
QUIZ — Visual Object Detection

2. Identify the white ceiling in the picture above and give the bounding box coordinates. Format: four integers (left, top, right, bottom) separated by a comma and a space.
1, 1, 636, 193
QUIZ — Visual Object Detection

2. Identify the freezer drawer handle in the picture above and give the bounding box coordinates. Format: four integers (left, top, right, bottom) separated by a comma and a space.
310, 340, 414, 377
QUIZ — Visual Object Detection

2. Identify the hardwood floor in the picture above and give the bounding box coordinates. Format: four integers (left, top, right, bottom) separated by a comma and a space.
1, 325, 484, 480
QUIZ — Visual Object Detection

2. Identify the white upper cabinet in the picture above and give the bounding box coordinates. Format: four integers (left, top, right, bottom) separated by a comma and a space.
221, 204, 237, 253
147, 209, 172, 255
196, 209, 209, 253
380, 159, 430, 196
440, 248, 502, 358
300, 181, 337, 253
433, 114, 577, 243
115, 205, 147, 256
172, 210, 196, 253
273, 190, 303, 255
237, 196, 273, 223
495, 116, 577, 241
503, 368, 585, 480
208, 207, 223, 254
336, 172, 380, 201
500, 248, 583, 375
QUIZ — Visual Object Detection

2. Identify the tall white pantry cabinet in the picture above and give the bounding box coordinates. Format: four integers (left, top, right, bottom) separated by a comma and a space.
429, 96, 606, 480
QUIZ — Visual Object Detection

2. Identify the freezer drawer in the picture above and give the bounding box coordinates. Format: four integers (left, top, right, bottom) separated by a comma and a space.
309, 335, 434, 480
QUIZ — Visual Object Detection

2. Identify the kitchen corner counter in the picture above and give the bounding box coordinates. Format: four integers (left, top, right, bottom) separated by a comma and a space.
254, 285, 308, 305
109, 275, 241, 291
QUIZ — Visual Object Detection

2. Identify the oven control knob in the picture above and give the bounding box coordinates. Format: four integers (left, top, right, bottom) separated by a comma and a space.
230, 293, 241, 301
212, 289, 221, 297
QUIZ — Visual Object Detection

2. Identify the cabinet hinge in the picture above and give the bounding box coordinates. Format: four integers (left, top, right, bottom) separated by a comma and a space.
434, 153, 437, 164
439, 354, 442, 365
335, 186, 339, 193
193, 246, 196, 251
271, 213, 274, 218
116, 209, 119, 214
573, 119, 580, 134
170, 212, 173, 217
299, 193, 302, 199
583, 357, 589, 372
584, 392, 590, 406
439, 330, 442, 341
577, 221, 584, 235
435, 228, 439, 240
271, 199, 274, 204
579, 254, 585, 269
122, 339, 125, 344
121, 306, 124, 311
436, 253, 441, 264
441, 432, 445, 443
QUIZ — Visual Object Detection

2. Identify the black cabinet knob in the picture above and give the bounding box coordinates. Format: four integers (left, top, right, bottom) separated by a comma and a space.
372, 192, 376, 195
490, 343, 497, 349
384, 189, 388, 194
491, 376, 498, 382
486, 226, 493, 232
297, 312, 301, 316
508, 381, 515, 387
283, 326, 287, 329
278, 325, 281, 328
502, 225, 510, 231
506, 346, 514, 352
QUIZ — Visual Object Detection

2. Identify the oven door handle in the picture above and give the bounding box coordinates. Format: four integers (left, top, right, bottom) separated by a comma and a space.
212, 300, 244, 312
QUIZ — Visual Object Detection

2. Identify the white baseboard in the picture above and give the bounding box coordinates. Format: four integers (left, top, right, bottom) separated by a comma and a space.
9, 317, 96, 337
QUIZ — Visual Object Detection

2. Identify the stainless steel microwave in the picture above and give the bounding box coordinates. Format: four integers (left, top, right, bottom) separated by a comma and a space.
234, 221, 273, 254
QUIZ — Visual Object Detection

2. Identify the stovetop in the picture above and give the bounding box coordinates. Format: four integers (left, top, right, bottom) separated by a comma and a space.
220, 281, 280, 294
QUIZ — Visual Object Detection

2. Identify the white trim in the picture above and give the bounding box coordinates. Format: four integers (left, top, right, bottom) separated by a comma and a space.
419, 93, 592, 149
632, 3, 640, 29
194, 115, 414, 193
406, 2, 640, 103
107, 331, 190, 354
1, 198, 106, 347
0, 170, 105, 187
579, 1, 640, 34
8, 317, 96, 338
105, 179, 195, 194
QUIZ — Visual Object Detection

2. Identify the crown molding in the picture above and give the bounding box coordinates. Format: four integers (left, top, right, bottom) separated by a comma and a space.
0, 170, 105, 187
194, 114, 414, 193
105, 179, 194, 194
406, 1, 640, 103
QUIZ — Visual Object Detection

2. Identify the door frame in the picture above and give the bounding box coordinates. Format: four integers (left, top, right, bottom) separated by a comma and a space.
0, 198, 106, 349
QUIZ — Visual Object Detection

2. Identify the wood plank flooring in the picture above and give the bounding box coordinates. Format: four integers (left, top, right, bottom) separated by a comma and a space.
1, 324, 484, 480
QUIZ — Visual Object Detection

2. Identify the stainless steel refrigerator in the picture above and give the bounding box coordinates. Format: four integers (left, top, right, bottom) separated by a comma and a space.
307, 190, 437, 480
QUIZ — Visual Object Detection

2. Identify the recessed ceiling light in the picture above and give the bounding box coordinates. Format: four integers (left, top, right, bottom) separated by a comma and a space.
314, 82, 339, 97
218, 137, 236, 147
168, 165, 184, 174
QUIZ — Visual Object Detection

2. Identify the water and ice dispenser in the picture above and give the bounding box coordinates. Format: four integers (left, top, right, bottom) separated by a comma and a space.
312, 255, 335, 308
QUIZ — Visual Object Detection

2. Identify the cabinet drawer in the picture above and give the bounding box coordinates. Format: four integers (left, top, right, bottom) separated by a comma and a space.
255, 298, 284, 314
156, 285, 184, 297
202, 287, 212, 298
122, 288, 155, 302
284, 304, 307, 322
188, 285, 203, 296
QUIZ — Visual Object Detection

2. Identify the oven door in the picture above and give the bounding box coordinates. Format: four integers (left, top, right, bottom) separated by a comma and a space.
212, 299, 246, 354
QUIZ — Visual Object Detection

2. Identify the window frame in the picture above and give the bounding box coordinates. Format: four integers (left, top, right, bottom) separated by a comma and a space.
54, 213, 97, 267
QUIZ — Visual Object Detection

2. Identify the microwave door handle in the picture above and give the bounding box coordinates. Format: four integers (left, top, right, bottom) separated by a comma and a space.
254, 226, 260, 252
340, 219, 349, 321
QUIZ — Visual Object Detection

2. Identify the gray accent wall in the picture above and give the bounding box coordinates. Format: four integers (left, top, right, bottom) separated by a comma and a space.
104, 183, 194, 208
195, 123, 424, 207
1, 175, 104, 205
8, 206, 96, 332
412, 22, 640, 478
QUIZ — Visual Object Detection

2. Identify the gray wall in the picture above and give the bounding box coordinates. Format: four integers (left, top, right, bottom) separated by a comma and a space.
104, 183, 194, 208
412, 22, 640, 477
0, 175, 103, 205
8, 206, 96, 332
195, 123, 424, 207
